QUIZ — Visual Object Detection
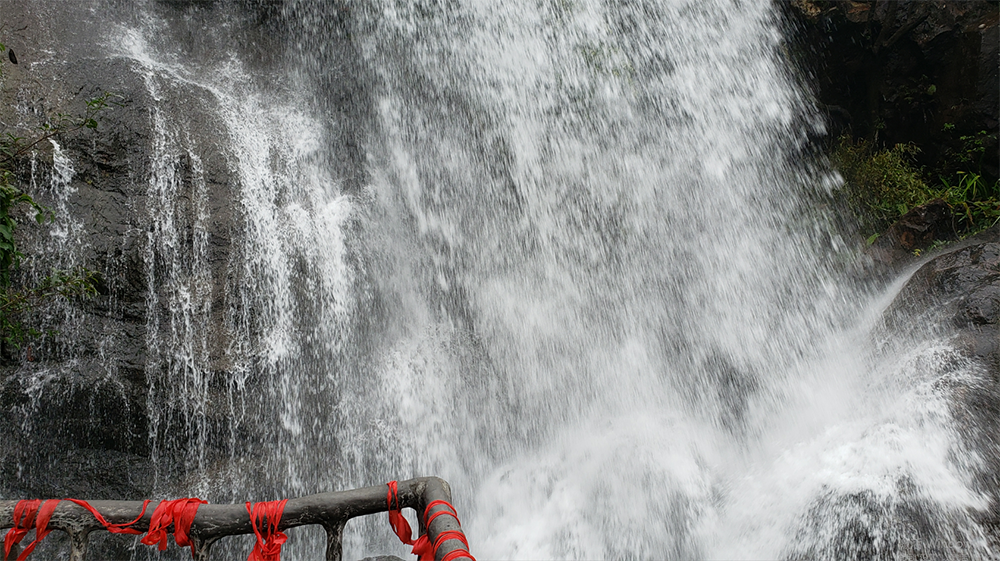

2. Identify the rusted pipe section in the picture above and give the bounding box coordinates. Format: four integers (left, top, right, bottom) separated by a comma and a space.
0, 476, 472, 561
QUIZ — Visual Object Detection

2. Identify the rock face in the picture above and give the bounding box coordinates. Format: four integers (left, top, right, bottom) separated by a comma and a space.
788, 0, 999, 181
0, 0, 378, 502
883, 225, 1000, 544
888, 225, 1000, 373
0, 4, 158, 499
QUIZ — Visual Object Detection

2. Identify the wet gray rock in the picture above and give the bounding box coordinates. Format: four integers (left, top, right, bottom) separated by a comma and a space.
784, 484, 972, 561
0, 0, 237, 500
889, 221, 999, 334
0, 0, 375, 503
888, 225, 1000, 373
881, 225, 1000, 549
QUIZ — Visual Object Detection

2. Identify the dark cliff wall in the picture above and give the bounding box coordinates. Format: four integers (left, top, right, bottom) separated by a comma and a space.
787, 0, 999, 181
0, 1, 156, 499
0, 0, 375, 502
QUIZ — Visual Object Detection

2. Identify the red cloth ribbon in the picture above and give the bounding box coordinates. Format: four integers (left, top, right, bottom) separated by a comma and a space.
424, 500, 460, 527
64, 498, 151, 535
422, 501, 474, 561
440, 550, 476, 561
433, 531, 469, 551
386, 481, 414, 546
6, 498, 158, 560
385, 482, 476, 561
3, 499, 53, 560
14, 499, 59, 561
386, 481, 432, 560
4, 499, 39, 559
411, 535, 433, 561
139, 498, 207, 556
4, 498, 210, 560
245, 500, 288, 561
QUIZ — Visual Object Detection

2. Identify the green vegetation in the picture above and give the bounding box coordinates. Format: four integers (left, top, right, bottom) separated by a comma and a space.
0, 40, 106, 352
0, 269, 98, 348
833, 138, 929, 231
833, 134, 1000, 241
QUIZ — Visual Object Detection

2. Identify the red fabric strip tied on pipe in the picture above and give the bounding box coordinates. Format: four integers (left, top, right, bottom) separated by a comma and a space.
3, 499, 40, 559
14, 499, 59, 561
2, 499, 57, 560
440, 549, 476, 561
385, 482, 476, 561
386, 481, 413, 546
246, 499, 288, 561
6, 498, 153, 560
139, 498, 207, 557
64, 498, 152, 535
421, 501, 475, 561
386, 482, 432, 560
423, 500, 460, 527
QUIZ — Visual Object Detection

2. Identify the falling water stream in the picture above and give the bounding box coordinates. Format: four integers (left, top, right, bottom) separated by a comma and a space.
5, 0, 997, 559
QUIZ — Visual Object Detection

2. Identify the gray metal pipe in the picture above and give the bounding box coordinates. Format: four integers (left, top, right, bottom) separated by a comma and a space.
0, 476, 473, 561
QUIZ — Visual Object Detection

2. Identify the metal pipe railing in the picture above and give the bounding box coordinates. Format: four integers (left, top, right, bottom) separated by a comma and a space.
0, 476, 470, 561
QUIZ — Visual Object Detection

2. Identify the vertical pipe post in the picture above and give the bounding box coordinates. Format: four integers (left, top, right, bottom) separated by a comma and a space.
421, 478, 473, 561
325, 521, 346, 561
191, 537, 213, 561
68, 531, 88, 561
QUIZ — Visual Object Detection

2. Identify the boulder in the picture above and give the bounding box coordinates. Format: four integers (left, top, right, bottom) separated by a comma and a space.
887, 224, 999, 370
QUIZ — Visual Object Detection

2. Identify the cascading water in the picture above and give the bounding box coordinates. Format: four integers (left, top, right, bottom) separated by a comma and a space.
3, 0, 996, 559
112, 0, 358, 507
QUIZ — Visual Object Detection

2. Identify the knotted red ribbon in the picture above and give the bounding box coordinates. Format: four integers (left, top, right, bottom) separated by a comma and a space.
14, 499, 59, 561
424, 500, 460, 527
4, 499, 159, 561
64, 498, 152, 535
385, 482, 475, 561
386, 481, 415, 546
4, 499, 61, 560
6, 498, 156, 560
4, 498, 212, 560
246, 500, 288, 561
139, 498, 207, 557
386, 481, 432, 561
4, 499, 40, 559
440, 549, 476, 561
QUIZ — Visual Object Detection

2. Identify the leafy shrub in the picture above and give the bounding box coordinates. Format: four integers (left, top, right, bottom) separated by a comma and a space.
832, 137, 933, 231
833, 135, 999, 239
0, 40, 106, 352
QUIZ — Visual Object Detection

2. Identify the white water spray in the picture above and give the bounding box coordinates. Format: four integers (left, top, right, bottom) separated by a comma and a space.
114, 13, 355, 520
328, 1, 995, 559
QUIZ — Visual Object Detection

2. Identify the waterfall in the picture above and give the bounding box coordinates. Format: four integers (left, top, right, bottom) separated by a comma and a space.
3, 0, 995, 559
291, 0, 995, 559
113, 7, 356, 502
